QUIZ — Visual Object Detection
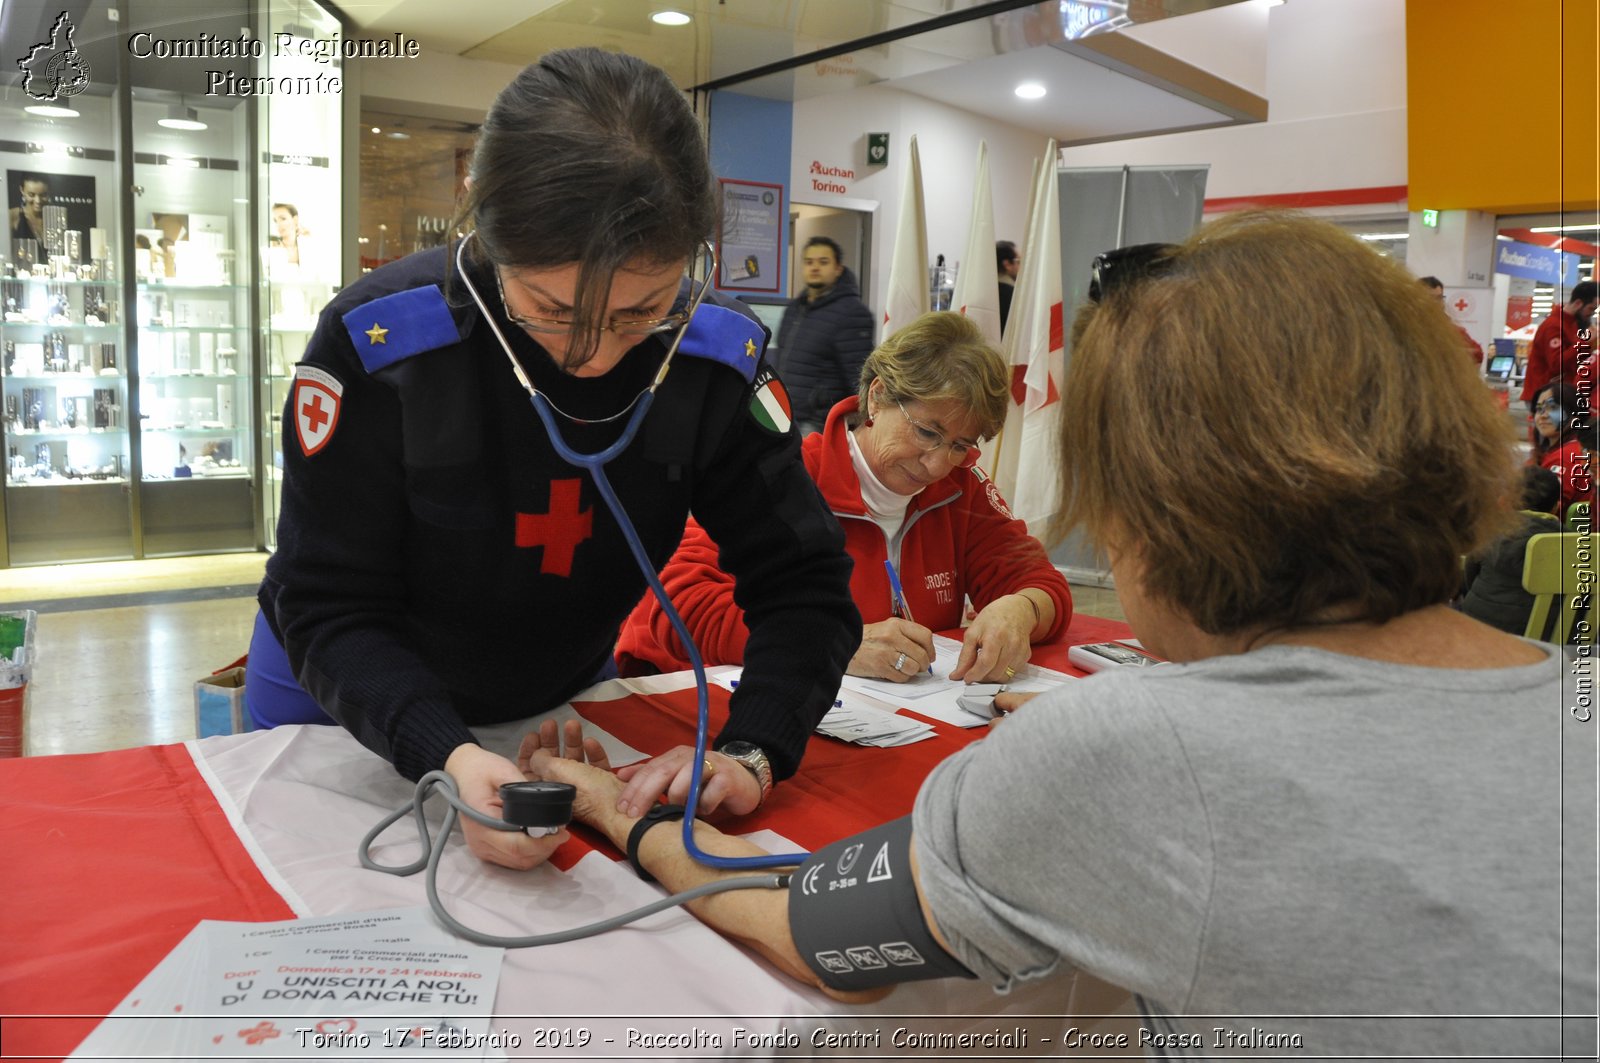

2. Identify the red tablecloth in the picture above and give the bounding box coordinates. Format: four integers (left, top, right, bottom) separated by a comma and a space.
0, 745, 298, 1059
0, 616, 1134, 1061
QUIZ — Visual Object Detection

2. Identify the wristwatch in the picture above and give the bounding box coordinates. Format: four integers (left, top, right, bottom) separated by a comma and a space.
716, 741, 773, 805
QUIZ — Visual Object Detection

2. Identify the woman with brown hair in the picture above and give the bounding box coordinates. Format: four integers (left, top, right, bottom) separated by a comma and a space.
525, 211, 1591, 1052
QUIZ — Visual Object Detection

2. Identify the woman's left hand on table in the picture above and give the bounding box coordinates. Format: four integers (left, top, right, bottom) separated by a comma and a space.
949, 594, 1035, 683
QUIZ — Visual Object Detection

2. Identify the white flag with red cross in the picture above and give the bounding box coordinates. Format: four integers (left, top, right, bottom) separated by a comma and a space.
988, 139, 1063, 533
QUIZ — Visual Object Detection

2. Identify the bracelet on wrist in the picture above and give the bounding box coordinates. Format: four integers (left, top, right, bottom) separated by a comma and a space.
1018, 592, 1042, 626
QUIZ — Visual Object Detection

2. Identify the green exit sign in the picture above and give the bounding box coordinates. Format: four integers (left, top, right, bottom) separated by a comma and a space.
1422, 209, 1439, 228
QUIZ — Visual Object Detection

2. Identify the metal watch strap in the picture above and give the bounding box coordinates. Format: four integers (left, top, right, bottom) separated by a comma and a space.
717, 741, 773, 805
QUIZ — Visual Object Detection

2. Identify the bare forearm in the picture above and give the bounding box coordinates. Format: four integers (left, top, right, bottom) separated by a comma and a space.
591, 805, 888, 1002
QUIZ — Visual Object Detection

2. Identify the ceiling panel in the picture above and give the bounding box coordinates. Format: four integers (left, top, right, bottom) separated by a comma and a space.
334, 0, 1270, 148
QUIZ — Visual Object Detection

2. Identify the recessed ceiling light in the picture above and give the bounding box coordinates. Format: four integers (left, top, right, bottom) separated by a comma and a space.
158, 104, 207, 131
1014, 82, 1047, 100
386, 131, 411, 140
371, 126, 381, 134
25, 104, 80, 118
651, 10, 692, 26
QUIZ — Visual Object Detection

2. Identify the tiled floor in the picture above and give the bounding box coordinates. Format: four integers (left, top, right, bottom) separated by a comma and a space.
4, 553, 1123, 758
4, 554, 267, 756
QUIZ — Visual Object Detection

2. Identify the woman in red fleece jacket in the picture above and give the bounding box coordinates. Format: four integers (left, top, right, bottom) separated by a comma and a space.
1529, 378, 1596, 519
617, 311, 1072, 684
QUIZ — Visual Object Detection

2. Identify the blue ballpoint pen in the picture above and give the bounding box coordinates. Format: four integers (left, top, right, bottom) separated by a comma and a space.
883, 559, 933, 673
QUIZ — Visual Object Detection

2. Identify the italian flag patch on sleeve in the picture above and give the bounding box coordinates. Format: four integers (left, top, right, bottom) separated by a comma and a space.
749, 367, 792, 434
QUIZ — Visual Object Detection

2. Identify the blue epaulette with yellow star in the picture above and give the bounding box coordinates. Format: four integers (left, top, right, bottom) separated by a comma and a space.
674, 303, 765, 384
341, 285, 461, 373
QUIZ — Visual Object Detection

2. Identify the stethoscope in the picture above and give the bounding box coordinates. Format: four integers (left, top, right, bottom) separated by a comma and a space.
452, 233, 805, 873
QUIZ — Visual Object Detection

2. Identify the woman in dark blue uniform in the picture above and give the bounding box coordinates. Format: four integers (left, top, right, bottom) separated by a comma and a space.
248, 47, 860, 870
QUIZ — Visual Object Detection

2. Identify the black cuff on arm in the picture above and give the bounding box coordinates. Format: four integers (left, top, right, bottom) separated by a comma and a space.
626, 803, 687, 883
787, 816, 974, 990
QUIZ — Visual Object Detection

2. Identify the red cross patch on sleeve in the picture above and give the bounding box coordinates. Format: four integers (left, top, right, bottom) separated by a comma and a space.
293, 365, 345, 456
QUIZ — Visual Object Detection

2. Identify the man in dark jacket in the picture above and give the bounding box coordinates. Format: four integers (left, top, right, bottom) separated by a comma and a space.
774, 236, 875, 434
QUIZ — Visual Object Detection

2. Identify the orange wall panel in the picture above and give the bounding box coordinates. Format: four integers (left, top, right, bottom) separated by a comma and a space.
1408, 0, 1600, 214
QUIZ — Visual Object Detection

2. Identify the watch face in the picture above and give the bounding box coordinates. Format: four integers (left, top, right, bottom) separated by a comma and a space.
720, 741, 758, 758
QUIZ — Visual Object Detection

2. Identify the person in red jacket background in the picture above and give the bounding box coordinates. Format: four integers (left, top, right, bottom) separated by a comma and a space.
1521, 281, 1598, 404
618, 311, 1072, 685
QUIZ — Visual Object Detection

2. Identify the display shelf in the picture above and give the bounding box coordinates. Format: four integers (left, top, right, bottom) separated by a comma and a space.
142, 426, 247, 434
1, 278, 118, 288
8, 477, 130, 488
6, 427, 124, 437
1, 323, 120, 332
138, 325, 244, 332
2, 377, 126, 385
139, 282, 249, 292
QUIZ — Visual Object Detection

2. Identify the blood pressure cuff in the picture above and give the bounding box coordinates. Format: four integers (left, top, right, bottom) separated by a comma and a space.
787, 816, 975, 990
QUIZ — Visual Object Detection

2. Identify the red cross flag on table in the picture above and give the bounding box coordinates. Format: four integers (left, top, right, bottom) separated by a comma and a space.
987, 139, 1063, 533
292, 366, 344, 456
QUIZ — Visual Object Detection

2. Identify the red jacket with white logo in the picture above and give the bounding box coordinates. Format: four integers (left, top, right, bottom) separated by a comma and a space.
616, 397, 1073, 673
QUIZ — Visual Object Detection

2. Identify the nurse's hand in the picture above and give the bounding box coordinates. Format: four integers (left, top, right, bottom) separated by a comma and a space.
612, 744, 762, 819
444, 743, 570, 870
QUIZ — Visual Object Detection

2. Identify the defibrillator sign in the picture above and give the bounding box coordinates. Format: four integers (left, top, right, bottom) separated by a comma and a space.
293, 365, 345, 456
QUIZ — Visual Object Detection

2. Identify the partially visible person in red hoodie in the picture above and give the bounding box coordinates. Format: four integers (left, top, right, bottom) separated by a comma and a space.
1529, 378, 1597, 519
618, 311, 1072, 686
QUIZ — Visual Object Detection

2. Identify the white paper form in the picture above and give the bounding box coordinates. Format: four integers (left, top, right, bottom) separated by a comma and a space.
841, 635, 1073, 727
711, 669, 934, 746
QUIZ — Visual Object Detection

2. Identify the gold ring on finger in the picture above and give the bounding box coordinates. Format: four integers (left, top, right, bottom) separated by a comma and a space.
703, 758, 716, 777
1004, 667, 1017, 678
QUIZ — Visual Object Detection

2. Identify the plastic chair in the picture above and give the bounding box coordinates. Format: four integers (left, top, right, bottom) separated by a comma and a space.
1567, 500, 1592, 532
1522, 532, 1596, 644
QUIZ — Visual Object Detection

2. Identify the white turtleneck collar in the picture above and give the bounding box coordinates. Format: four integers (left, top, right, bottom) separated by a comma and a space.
847, 424, 918, 542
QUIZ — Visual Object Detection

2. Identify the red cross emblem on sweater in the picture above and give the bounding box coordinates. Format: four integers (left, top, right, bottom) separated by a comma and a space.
292, 368, 344, 457
515, 479, 592, 577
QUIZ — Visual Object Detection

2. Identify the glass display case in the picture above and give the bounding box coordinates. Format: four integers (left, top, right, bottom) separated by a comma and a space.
129, 93, 256, 556
259, 0, 344, 549
0, 0, 348, 566
1, 86, 133, 566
